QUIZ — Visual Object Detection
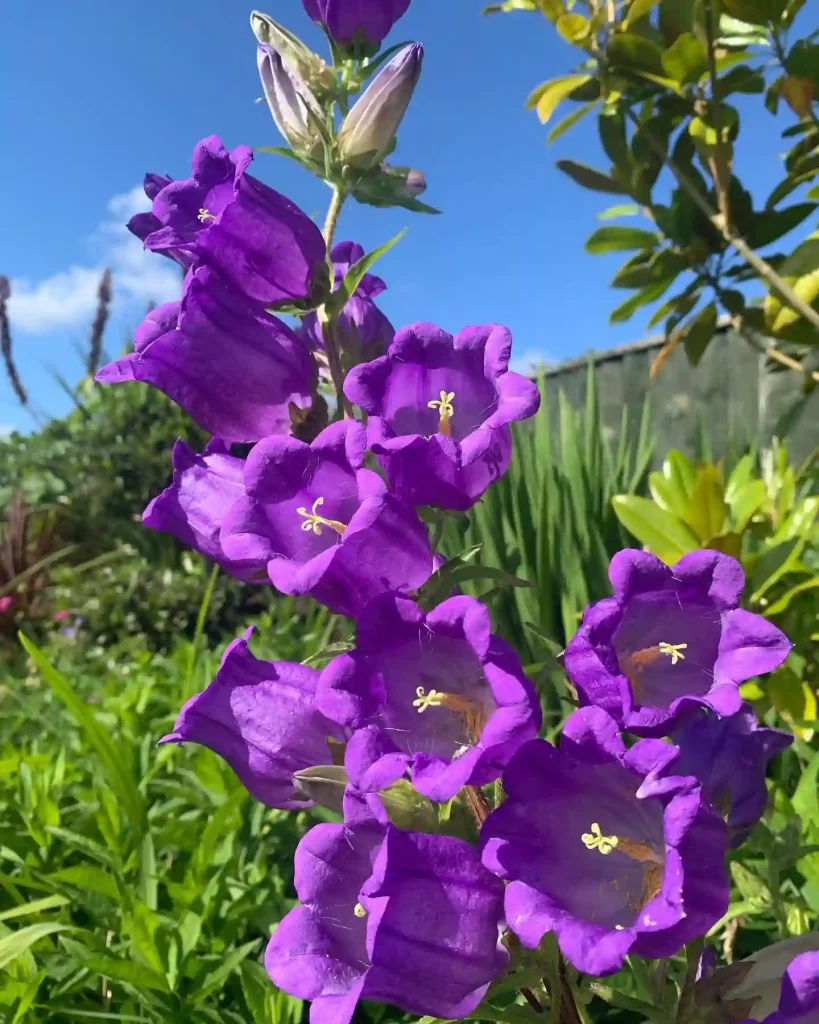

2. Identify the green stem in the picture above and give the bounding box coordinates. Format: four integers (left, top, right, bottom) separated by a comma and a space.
588, 982, 665, 1020
320, 186, 354, 418
676, 938, 703, 1022
323, 185, 346, 249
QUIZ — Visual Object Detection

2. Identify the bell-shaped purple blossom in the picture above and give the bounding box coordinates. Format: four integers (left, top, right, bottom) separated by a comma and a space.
738, 950, 819, 1023
671, 704, 792, 847
344, 322, 541, 511
257, 44, 323, 158
133, 301, 179, 353
143, 439, 266, 582
95, 266, 315, 443
143, 135, 328, 307
338, 45, 423, 169
220, 420, 433, 618
161, 628, 343, 808
481, 706, 729, 977
265, 791, 508, 1024
299, 241, 394, 363
563, 549, 792, 736
126, 173, 194, 270
302, 0, 411, 48
317, 592, 541, 801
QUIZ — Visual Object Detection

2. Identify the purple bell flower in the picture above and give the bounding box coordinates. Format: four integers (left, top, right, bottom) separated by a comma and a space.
344, 322, 541, 511
127, 173, 194, 270
265, 790, 508, 1024
220, 420, 434, 618
302, 0, 411, 48
133, 301, 180, 353
299, 241, 394, 362
317, 592, 541, 802
96, 266, 315, 443
160, 628, 343, 809
143, 439, 267, 582
738, 950, 819, 1023
563, 549, 792, 736
481, 706, 729, 977
672, 704, 792, 847
143, 135, 328, 307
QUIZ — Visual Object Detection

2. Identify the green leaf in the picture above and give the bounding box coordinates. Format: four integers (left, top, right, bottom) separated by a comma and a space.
0, 922, 71, 971
597, 204, 641, 220
764, 576, 819, 617
683, 302, 718, 366
687, 465, 727, 542
18, 634, 146, 841
546, 100, 598, 144
44, 865, 120, 901
793, 747, 819, 823
730, 862, 771, 904
598, 110, 631, 171
585, 226, 658, 254
82, 955, 170, 994
193, 940, 261, 1005
609, 276, 677, 323
527, 74, 593, 123
661, 33, 708, 83
0, 895, 69, 922
324, 229, 406, 320
750, 203, 817, 247
723, 0, 788, 25
556, 12, 590, 41
750, 538, 801, 600
608, 32, 665, 75
611, 495, 699, 564
769, 668, 816, 742
625, 0, 661, 28
728, 479, 768, 532
556, 159, 629, 195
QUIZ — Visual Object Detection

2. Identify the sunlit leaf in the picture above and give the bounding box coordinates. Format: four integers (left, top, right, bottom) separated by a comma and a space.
611, 495, 699, 564
528, 74, 593, 123
585, 226, 658, 254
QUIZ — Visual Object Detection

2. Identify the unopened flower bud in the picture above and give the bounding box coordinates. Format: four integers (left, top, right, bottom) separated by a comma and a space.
389, 165, 426, 198
250, 10, 335, 95
257, 44, 323, 158
338, 44, 423, 169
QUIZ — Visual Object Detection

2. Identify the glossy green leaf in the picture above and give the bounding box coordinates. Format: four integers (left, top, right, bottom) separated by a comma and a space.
769, 668, 816, 741
723, 0, 788, 25
555, 159, 628, 194
598, 110, 631, 171
764, 577, 819, 617
325, 230, 406, 319
625, 0, 661, 27
0, 895, 69, 923
728, 480, 768, 532
750, 538, 801, 600
546, 100, 599, 144
687, 465, 727, 542
597, 204, 641, 220
683, 302, 718, 366
611, 495, 699, 564
527, 74, 593, 122
608, 32, 665, 74
585, 226, 658, 254
556, 12, 590, 41
609, 276, 677, 323
661, 33, 708, 83
0, 923, 71, 971
749, 203, 818, 248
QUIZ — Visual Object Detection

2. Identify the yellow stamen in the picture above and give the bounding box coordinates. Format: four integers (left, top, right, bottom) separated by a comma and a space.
353, 902, 367, 918
428, 390, 455, 436
658, 641, 688, 665
197, 207, 216, 223
412, 687, 488, 742
581, 822, 619, 856
413, 686, 444, 712
296, 496, 347, 537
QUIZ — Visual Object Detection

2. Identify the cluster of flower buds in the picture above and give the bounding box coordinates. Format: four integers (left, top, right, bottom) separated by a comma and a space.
96, 2, 815, 1022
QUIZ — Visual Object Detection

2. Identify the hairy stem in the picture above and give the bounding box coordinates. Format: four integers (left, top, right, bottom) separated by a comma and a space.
621, 106, 819, 337
323, 185, 346, 249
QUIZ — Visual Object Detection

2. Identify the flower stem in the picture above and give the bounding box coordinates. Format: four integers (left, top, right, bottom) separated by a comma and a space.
320, 186, 354, 418
323, 185, 346, 249
676, 938, 703, 1022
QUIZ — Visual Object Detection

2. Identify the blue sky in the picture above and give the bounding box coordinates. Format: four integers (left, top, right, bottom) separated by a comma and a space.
0, 0, 811, 432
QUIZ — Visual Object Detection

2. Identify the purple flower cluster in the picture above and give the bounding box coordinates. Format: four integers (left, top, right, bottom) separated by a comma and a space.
104, 2, 802, 1019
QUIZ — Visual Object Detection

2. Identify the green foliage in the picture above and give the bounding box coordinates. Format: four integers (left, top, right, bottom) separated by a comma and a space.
500, 0, 819, 381
0, 597, 337, 1023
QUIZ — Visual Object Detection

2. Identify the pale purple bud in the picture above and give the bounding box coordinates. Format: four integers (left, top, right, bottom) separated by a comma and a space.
338, 44, 423, 169
251, 10, 335, 94
257, 44, 323, 158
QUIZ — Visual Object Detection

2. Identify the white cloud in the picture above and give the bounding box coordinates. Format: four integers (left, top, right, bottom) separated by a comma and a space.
0, 424, 14, 439
7, 186, 181, 335
510, 348, 554, 375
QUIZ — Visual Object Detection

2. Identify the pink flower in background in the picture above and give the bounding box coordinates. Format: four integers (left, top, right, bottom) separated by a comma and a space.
54, 609, 71, 622
0, 596, 15, 614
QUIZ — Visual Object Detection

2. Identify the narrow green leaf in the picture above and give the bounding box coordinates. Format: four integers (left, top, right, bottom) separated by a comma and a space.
527, 74, 593, 123
585, 226, 658, 254
661, 32, 708, 83
687, 465, 727, 542
556, 159, 628, 195
19, 634, 146, 839
547, 100, 598, 144
764, 576, 819, 617
611, 495, 699, 564
0, 895, 69, 923
325, 229, 406, 319
597, 204, 641, 220
82, 955, 170, 994
683, 302, 718, 366
749, 203, 817, 247
193, 940, 261, 1005
556, 12, 590, 42
609, 277, 677, 323
44, 865, 120, 901
0, 922, 70, 971
625, 0, 661, 27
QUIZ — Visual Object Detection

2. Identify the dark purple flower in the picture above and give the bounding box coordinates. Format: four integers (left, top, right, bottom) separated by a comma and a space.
220, 420, 433, 618
480, 706, 729, 977
127, 173, 194, 270
338, 45, 423, 169
302, 0, 411, 47
143, 439, 267, 582
299, 241, 394, 362
563, 549, 792, 736
725, 938, 819, 1022
96, 266, 315, 443
133, 301, 179, 353
344, 322, 541, 510
144, 135, 328, 307
160, 628, 343, 809
265, 790, 507, 1024
738, 950, 819, 1023
672, 704, 792, 846
317, 592, 541, 801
